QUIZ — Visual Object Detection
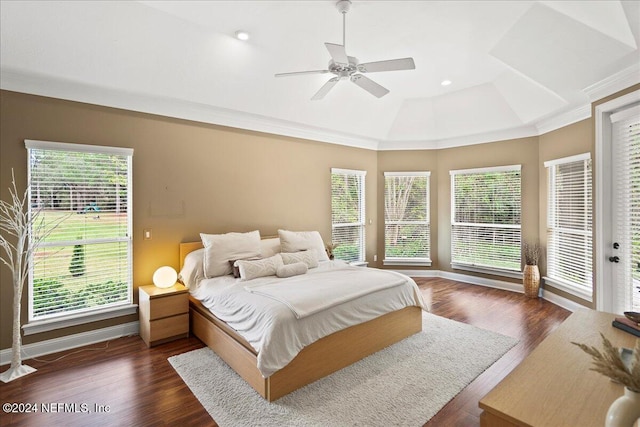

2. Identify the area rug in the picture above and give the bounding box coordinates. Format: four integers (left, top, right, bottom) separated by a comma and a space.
168, 313, 518, 427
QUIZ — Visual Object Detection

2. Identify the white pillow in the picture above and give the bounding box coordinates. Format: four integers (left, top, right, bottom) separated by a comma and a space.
280, 250, 319, 269
178, 248, 204, 289
235, 254, 283, 281
260, 237, 281, 257
276, 262, 308, 278
278, 229, 329, 262
200, 231, 261, 278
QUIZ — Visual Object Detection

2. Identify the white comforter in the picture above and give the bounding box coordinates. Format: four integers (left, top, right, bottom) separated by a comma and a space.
244, 267, 408, 319
190, 260, 427, 378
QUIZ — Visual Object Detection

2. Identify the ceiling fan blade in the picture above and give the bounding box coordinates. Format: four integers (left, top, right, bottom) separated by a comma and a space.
311, 77, 340, 101
275, 70, 330, 77
325, 43, 349, 65
358, 58, 416, 73
350, 74, 389, 98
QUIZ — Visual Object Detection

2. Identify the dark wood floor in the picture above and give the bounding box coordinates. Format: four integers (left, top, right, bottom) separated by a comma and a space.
0, 278, 570, 427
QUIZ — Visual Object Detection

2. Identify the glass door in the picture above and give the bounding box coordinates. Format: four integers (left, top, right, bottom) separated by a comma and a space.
610, 104, 640, 313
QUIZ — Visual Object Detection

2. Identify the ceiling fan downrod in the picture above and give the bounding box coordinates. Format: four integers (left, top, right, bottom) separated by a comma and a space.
336, 0, 351, 48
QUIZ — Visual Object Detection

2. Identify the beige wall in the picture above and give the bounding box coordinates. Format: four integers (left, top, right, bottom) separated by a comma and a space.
0, 90, 378, 349
2, 84, 639, 351
378, 137, 539, 289
537, 84, 640, 308
376, 150, 439, 267
437, 137, 540, 279
538, 119, 594, 307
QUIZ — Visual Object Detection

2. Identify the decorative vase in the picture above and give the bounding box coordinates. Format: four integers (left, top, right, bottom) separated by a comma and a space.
605, 388, 640, 427
523, 264, 540, 298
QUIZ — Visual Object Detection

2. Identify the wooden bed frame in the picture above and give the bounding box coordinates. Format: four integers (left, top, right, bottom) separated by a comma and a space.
179, 241, 422, 401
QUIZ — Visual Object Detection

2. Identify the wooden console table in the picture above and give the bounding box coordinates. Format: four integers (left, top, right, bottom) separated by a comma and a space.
479, 309, 638, 427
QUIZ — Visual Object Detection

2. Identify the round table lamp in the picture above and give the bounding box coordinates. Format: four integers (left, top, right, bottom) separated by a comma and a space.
153, 266, 177, 289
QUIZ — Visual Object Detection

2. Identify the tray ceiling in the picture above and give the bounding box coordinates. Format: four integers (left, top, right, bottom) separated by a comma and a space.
1, 1, 638, 150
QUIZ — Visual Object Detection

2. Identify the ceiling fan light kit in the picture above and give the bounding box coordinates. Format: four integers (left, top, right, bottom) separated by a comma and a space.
275, 0, 415, 100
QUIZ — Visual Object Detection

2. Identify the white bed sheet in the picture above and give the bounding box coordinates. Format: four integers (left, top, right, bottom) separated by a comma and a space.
190, 260, 427, 378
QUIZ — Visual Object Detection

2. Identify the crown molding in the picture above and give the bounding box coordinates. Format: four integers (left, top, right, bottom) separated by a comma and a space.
583, 63, 640, 102
2, 67, 636, 151
0, 68, 380, 151
378, 125, 539, 151
535, 103, 592, 135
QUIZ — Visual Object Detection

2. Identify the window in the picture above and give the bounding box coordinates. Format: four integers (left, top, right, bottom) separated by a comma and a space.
450, 165, 521, 275
384, 172, 431, 266
26, 140, 134, 324
544, 153, 593, 301
545, 154, 595, 300
331, 168, 366, 262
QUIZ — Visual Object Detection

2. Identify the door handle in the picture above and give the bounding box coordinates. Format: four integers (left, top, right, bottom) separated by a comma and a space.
609, 256, 620, 263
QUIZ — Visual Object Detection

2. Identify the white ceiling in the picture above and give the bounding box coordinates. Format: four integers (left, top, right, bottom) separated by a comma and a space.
1, 1, 639, 150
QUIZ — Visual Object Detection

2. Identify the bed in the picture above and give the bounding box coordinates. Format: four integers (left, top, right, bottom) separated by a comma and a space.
179, 230, 425, 401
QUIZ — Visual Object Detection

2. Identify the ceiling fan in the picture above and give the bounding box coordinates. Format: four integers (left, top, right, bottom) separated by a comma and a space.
275, 0, 415, 100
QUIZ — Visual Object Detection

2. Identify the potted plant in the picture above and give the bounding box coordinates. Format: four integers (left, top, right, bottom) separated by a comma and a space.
523, 241, 540, 298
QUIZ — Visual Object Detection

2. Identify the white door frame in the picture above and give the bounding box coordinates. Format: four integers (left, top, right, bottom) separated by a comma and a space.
595, 89, 640, 312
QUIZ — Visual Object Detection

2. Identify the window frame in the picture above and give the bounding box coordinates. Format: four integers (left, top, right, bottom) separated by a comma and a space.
23, 140, 136, 335
544, 153, 593, 302
450, 164, 522, 278
383, 171, 431, 266
330, 168, 366, 262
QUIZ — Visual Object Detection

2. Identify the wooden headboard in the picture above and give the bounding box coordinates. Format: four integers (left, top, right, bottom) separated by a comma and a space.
179, 242, 203, 269
179, 235, 279, 270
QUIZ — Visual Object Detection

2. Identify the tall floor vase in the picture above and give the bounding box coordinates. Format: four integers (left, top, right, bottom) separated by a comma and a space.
523, 264, 540, 298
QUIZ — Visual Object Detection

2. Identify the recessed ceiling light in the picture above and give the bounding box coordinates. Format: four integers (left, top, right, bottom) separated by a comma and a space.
235, 30, 250, 41
441, 80, 452, 86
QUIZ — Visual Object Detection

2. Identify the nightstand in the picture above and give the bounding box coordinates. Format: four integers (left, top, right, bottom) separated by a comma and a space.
139, 283, 189, 347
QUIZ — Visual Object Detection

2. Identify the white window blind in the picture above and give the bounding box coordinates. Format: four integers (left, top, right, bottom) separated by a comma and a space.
544, 153, 592, 301
331, 168, 366, 262
384, 172, 430, 265
26, 140, 133, 321
611, 106, 640, 312
450, 165, 521, 273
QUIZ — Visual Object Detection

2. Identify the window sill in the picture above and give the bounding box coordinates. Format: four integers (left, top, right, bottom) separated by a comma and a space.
542, 276, 593, 302
451, 263, 522, 280
384, 258, 432, 267
23, 304, 138, 336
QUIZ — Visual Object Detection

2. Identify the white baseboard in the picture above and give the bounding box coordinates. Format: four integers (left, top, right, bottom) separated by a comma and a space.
539, 289, 584, 312
394, 268, 582, 312
437, 270, 525, 294
394, 268, 523, 293
1, 321, 139, 366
